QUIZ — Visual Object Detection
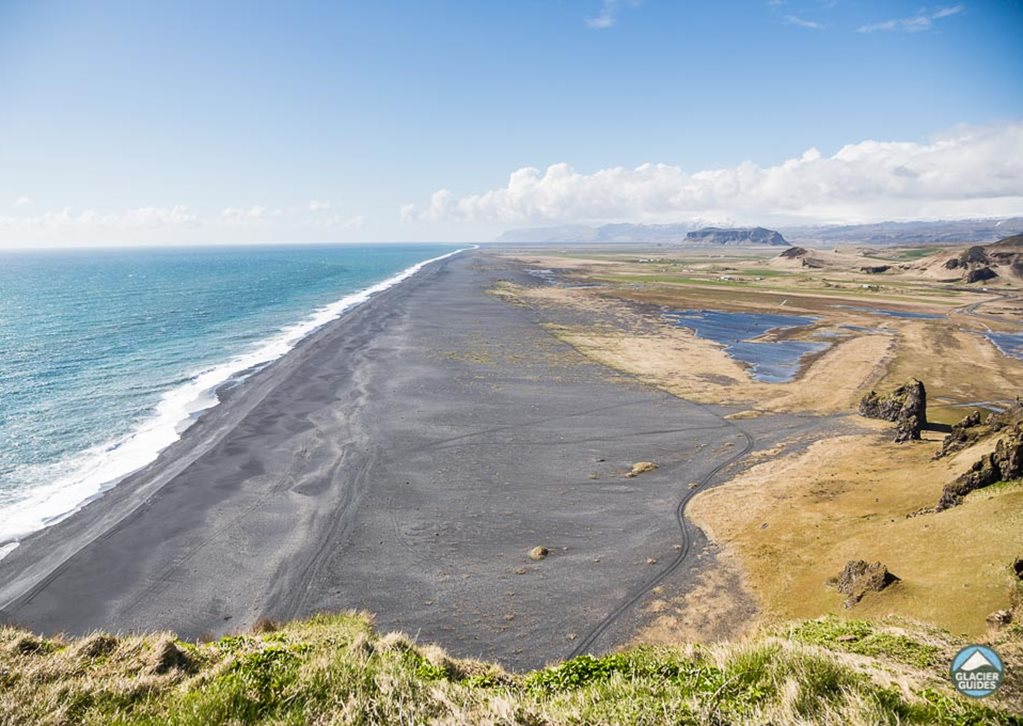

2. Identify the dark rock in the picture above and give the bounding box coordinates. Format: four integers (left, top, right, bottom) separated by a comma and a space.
937, 423, 1023, 509
860, 265, 891, 274
859, 379, 927, 442
966, 266, 998, 283
1014, 557, 1023, 581
944, 258, 962, 270
780, 246, 808, 259
832, 560, 899, 608
685, 227, 789, 246
987, 610, 1013, 629
936, 410, 983, 458
961, 246, 991, 265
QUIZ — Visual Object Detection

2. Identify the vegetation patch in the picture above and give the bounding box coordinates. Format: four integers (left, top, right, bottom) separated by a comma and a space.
1, 612, 1019, 724
787, 616, 942, 668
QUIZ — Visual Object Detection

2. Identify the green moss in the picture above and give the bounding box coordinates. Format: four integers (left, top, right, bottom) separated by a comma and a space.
787, 616, 941, 668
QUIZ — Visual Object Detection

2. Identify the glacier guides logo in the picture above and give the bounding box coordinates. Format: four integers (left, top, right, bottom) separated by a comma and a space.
950, 645, 1004, 698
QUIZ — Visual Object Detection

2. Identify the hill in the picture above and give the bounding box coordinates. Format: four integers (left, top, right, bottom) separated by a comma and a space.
685, 226, 788, 246
991, 233, 1023, 248
1, 613, 1019, 724
781, 217, 1023, 246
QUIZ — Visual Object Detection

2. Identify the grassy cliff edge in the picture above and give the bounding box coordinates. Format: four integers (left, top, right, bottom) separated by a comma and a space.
1, 612, 1019, 725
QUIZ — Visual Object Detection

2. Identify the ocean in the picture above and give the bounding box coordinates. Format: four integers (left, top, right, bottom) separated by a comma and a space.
0, 243, 461, 555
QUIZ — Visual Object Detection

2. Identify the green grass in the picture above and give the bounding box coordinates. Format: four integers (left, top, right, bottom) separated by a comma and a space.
787, 616, 941, 668
863, 247, 942, 262
740, 267, 789, 278
2, 612, 1020, 724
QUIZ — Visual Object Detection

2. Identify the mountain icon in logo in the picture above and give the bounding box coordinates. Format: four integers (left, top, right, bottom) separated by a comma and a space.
958, 649, 995, 671
950, 644, 1004, 698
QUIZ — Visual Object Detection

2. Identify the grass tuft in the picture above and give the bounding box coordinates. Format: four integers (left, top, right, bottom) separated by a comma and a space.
0, 613, 1019, 725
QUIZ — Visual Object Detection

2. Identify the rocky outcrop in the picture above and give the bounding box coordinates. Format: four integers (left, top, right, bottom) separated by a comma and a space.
938, 401, 1023, 459
987, 610, 1013, 630
965, 266, 998, 283
626, 461, 658, 478
860, 265, 891, 274
831, 560, 899, 608
937, 422, 1023, 510
859, 379, 927, 442
936, 410, 983, 458
685, 227, 789, 246
944, 246, 991, 269
528, 546, 549, 561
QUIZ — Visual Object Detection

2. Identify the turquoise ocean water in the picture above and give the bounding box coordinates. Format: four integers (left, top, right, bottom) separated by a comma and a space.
0, 243, 461, 555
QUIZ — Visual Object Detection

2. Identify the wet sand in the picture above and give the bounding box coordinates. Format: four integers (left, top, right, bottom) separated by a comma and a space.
0, 251, 817, 669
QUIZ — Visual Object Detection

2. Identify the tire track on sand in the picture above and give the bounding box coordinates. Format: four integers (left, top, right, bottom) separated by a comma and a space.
567, 420, 755, 659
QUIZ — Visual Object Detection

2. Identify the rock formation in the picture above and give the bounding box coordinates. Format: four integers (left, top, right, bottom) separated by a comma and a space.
936, 410, 983, 458
965, 266, 998, 283
685, 227, 789, 246
937, 422, 1023, 509
831, 560, 899, 608
859, 379, 927, 442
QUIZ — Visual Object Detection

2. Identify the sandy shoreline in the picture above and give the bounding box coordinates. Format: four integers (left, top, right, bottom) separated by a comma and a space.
0, 251, 817, 669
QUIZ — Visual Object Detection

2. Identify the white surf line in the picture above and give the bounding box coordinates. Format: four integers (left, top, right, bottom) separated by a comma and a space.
0, 245, 474, 560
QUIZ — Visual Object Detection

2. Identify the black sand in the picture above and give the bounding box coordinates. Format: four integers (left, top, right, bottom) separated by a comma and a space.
0, 252, 817, 669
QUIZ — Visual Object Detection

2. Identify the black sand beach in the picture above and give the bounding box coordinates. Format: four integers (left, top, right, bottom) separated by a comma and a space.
0, 251, 816, 669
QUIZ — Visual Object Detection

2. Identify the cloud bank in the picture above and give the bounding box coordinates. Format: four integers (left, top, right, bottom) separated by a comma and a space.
0, 203, 368, 247
405, 122, 1023, 226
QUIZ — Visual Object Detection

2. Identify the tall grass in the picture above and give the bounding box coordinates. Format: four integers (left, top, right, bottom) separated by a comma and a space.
1, 613, 1018, 725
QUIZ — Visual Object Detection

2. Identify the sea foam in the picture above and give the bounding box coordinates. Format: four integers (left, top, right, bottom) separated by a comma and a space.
0, 246, 469, 557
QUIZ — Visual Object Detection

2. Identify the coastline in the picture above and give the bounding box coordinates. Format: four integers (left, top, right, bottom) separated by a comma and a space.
0, 251, 810, 669
0, 245, 469, 559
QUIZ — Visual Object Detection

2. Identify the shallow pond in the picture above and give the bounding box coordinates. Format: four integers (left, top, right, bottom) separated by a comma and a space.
666, 310, 829, 383
986, 331, 1023, 362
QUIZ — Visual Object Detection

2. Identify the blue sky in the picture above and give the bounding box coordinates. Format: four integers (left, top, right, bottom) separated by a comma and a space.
1, 0, 1021, 245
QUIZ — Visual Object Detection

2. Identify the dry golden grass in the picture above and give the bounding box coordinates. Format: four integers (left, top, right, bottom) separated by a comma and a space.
688, 428, 1023, 638
489, 247, 1023, 652
1, 611, 1019, 724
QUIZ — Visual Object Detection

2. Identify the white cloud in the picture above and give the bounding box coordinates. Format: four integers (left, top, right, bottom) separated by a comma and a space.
586, 0, 619, 28
586, 0, 640, 29
220, 205, 281, 222
859, 5, 964, 33
783, 14, 824, 29
0, 205, 200, 230
0, 202, 373, 247
403, 122, 1023, 226
13, 196, 32, 207
319, 213, 366, 229
307, 199, 331, 212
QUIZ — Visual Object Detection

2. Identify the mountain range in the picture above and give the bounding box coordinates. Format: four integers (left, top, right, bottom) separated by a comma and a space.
495, 217, 1023, 246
